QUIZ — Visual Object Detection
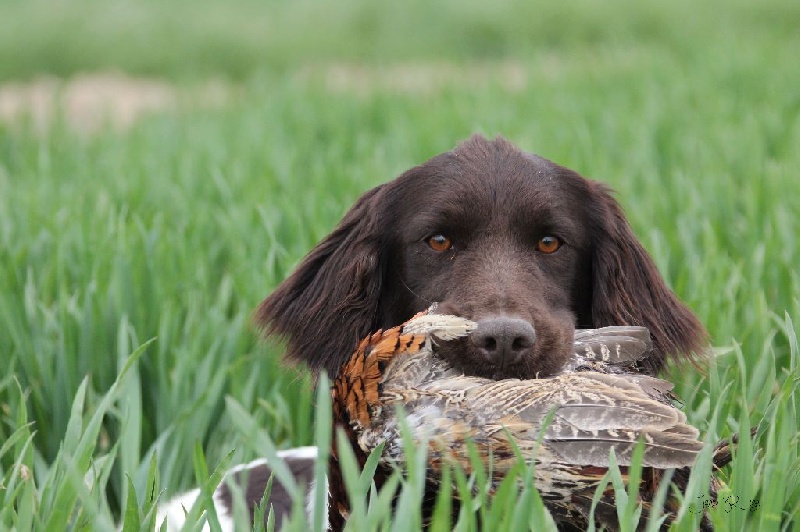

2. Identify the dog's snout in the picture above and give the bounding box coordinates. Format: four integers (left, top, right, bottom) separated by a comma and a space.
471, 317, 536, 366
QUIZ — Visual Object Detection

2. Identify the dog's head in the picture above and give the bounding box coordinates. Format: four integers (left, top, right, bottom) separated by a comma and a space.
257, 135, 706, 379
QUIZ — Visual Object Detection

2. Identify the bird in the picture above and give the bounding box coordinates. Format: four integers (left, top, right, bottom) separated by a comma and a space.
330, 308, 719, 530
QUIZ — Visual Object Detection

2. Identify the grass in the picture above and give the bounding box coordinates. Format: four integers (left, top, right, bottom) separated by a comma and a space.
1, 0, 799, 529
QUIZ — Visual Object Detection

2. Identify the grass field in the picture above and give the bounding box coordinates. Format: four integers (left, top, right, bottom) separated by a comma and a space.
1, 0, 799, 530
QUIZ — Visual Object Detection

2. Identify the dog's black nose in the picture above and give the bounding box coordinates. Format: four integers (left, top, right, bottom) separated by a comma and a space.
471, 317, 536, 366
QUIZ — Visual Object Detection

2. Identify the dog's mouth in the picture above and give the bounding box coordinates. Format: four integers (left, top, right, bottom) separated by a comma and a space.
422, 303, 575, 380
432, 335, 531, 380
430, 328, 574, 380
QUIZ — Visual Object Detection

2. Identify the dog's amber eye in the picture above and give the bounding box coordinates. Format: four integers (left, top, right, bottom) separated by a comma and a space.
536, 236, 561, 254
428, 234, 452, 252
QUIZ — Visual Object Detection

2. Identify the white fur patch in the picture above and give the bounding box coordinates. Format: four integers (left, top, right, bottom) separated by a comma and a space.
154, 488, 234, 532
154, 447, 323, 531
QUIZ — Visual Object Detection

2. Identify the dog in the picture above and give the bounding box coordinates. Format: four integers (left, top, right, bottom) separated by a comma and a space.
158, 135, 706, 530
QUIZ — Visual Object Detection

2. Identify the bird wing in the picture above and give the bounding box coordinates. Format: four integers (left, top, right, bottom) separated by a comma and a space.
391, 366, 701, 470
334, 310, 701, 478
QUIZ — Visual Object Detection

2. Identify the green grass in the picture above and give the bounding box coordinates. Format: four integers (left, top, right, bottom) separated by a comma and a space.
1, 0, 799, 529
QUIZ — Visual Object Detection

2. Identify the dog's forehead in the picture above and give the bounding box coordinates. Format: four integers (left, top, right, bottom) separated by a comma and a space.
449, 134, 555, 170
385, 139, 592, 241
395, 138, 586, 208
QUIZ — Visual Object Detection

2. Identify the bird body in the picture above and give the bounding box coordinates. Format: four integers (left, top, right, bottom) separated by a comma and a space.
331, 311, 706, 529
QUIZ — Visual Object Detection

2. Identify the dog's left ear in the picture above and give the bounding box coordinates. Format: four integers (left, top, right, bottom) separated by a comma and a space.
589, 183, 707, 374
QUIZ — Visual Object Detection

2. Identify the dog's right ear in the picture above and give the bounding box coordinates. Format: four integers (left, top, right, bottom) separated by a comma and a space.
256, 185, 388, 378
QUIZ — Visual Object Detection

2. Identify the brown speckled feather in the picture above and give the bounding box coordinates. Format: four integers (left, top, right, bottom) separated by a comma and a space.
331, 310, 708, 530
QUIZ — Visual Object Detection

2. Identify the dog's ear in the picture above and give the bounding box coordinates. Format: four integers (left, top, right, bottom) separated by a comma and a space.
589, 183, 707, 374
256, 185, 388, 378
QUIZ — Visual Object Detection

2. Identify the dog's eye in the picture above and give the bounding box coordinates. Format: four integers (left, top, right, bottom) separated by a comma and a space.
536, 236, 561, 254
427, 234, 452, 252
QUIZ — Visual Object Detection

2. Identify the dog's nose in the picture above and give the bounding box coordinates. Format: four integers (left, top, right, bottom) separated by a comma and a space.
471, 317, 536, 366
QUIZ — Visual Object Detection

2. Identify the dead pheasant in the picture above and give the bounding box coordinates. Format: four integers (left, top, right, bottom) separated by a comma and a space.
330, 310, 717, 530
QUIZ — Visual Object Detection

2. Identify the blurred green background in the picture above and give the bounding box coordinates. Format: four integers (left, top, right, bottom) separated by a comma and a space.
1, 0, 797, 81
0, 0, 798, 529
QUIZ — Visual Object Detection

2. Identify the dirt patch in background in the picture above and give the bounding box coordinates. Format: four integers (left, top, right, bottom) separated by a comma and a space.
0, 73, 231, 135
0, 63, 536, 134
0, 73, 176, 134
296, 61, 532, 96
